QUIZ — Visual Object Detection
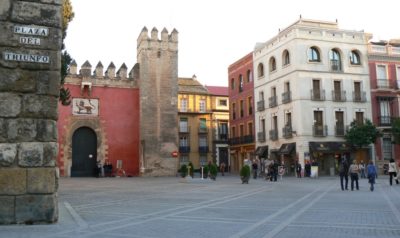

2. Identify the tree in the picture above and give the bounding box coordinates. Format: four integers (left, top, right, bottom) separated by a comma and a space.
392, 118, 400, 144
345, 119, 381, 148
59, 0, 75, 106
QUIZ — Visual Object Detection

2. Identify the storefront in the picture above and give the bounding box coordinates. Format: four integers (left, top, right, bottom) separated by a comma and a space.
279, 143, 296, 176
309, 142, 352, 176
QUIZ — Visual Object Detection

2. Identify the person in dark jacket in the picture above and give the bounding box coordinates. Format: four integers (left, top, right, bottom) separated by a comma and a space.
339, 157, 349, 191
367, 160, 377, 191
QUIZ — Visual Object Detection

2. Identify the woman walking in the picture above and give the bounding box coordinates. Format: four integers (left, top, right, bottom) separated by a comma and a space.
388, 158, 399, 185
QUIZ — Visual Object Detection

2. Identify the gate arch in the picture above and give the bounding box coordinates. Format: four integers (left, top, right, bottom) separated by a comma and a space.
71, 127, 97, 177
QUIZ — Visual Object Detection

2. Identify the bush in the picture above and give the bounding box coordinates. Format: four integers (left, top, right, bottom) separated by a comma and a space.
179, 164, 187, 177
240, 165, 251, 178
209, 163, 218, 179
202, 166, 209, 178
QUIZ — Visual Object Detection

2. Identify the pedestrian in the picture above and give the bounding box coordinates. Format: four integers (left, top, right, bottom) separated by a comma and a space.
359, 160, 366, 179
339, 157, 349, 191
367, 160, 377, 192
219, 162, 226, 176
349, 160, 359, 190
296, 161, 302, 178
96, 160, 102, 178
388, 158, 399, 185
252, 160, 258, 179
305, 161, 311, 177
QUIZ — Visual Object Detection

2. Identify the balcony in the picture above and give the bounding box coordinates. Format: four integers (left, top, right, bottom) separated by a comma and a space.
179, 146, 190, 153
335, 124, 345, 136
352, 91, 366, 102
217, 133, 229, 141
313, 124, 327, 137
257, 131, 266, 142
330, 60, 341, 72
310, 89, 325, 101
269, 96, 277, 108
332, 90, 346, 102
282, 91, 291, 104
198, 127, 208, 134
269, 129, 278, 141
377, 79, 390, 89
282, 125, 293, 138
257, 100, 265, 111
198, 146, 209, 153
229, 135, 254, 145
378, 116, 392, 126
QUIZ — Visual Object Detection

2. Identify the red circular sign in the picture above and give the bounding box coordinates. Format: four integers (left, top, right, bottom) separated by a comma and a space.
171, 151, 178, 157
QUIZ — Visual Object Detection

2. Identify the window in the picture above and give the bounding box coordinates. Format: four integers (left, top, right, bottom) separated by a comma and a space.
199, 118, 207, 131
377, 65, 388, 88
335, 111, 345, 136
218, 122, 228, 140
355, 111, 364, 125
230, 78, 235, 90
240, 124, 244, 137
247, 70, 252, 82
199, 99, 206, 113
199, 155, 207, 166
283, 50, 290, 66
232, 103, 236, 119
248, 122, 253, 136
239, 74, 244, 93
269, 57, 276, 72
314, 110, 324, 136
179, 118, 188, 132
308, 46, 320, 62
180, 98, 187, 112
218, 99, 227, 106
179, 155, 189, 166
248, 97, 253, 115
349, 50, 361, 65
231, 126, 236, 138
330, 49, 341, 71
379, 99, 391, 125
382, 137, 393, 160
257, 63, 264, 78
240, 100, 244, 118
179, 136, 188, 147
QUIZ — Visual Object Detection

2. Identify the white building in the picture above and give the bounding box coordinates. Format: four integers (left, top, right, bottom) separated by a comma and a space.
254, 18, 373, 176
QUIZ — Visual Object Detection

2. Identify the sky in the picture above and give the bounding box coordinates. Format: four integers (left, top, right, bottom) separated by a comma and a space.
64, 0, 399, 87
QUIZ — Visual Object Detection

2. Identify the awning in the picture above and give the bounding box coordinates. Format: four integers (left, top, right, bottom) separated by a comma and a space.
279, 142, 296, 155
255, 146, 268, 158
309, 142, 352, 153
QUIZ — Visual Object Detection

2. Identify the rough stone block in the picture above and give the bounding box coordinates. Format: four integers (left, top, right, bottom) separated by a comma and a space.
0, 143, 17, 166
0, 0, 10, 20
36, 119, 57, 142
21, 94, 58, 119
11, 1, 62, 28
37, 71, 60, 96
0, 168, 26, 195
42, 142, 57, 167
27, 168, 56, 193
0, 196, 15, 224
18, 142, 43, 167
15, 194, 58, 224
0, 68, 36, 92
0, 93, 21, 117
0, 118, 5, 142
7, 118, 37, 142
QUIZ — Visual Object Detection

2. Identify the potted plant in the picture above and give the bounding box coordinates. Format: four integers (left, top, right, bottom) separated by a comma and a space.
179, 164, 187, 178
240, 165, 250, 184
209, 163, 218, 180
202, 166, 209, 179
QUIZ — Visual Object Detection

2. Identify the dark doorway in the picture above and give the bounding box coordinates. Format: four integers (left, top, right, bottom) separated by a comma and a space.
219, 147, 228, 172
71, 127, 97, 177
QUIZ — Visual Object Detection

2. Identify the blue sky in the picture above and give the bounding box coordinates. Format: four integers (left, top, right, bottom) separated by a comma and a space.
65, 0, 399, 86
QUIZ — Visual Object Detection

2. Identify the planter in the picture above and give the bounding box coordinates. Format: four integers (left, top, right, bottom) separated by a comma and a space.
241, 176, 249, 184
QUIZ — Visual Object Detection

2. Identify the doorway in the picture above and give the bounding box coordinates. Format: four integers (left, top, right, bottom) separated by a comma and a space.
71, 127, 97, 177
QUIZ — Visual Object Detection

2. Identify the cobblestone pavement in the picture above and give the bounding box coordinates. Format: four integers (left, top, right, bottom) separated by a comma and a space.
1, 175, 400, 238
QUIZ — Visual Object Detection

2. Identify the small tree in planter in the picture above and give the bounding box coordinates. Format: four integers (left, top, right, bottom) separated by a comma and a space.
179, 164, 187, 178
209, 163, 218, 180
240, 165, 251, 184
202, 166, 209, 179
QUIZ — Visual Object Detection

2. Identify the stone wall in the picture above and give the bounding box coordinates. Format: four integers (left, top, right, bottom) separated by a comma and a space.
0, 0, 61, 224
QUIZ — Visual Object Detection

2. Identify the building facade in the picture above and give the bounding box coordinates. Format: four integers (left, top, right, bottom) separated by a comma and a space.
254, 18, 373, 176
228, 52, 256, 173
57, 27, 179, 177
368, 39, 400, 169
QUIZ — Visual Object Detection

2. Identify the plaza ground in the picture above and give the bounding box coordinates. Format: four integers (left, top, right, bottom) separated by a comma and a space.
1, 174, 400, 238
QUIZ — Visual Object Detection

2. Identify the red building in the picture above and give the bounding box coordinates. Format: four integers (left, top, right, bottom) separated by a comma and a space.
228, 52, 256, 172
368, 39, 400, 167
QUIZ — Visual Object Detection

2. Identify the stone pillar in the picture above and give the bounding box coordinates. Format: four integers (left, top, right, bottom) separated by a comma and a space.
0, 0, 62, 224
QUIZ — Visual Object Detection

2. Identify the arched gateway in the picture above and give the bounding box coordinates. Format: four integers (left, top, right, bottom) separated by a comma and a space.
71, 127, 98, 177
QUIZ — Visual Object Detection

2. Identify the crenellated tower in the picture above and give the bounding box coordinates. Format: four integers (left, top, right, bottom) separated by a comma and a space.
137, 27, 179, 176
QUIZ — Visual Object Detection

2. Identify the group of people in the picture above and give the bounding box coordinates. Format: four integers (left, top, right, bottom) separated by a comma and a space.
95, 160, 113, 177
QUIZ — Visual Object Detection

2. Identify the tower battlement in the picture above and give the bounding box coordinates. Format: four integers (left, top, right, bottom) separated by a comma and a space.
137, 26, 178, 54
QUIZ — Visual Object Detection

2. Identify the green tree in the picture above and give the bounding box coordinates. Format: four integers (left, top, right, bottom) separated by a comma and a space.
392, 118, 400, 144
60, 0, 75, 106
345, 119, 381, 148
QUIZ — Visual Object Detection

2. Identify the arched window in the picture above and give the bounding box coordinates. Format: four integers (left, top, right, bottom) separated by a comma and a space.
247, 70, 252, 82
257, 63, 264, 78
239, 74, 244, 93
282, 50, 290, 66
330, 49, 341, 71
269, 57, 276, 72
349, 50, 361, 65
230, 78, 235, 90
308, 46, 320, 62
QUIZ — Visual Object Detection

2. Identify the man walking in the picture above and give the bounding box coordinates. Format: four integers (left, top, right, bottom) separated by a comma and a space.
339, 157, 349, 191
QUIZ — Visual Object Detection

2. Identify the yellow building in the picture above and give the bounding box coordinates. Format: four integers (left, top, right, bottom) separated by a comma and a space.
177, 76, 229, 171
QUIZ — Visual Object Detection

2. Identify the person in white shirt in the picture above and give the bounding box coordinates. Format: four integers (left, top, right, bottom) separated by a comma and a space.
388, 158, 399, 186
